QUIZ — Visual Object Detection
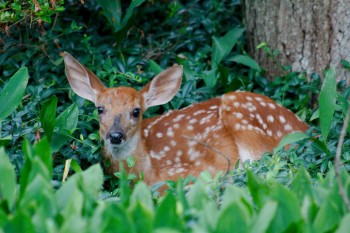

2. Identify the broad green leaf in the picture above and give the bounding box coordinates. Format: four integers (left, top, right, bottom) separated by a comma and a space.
202, 69, 217, 89
56, 164, 103, 209
228, 55, 261, 71
33, 137, 52, 177
40, 95, 58, 140
312, 196, 342, 233
0, 148, 16, 210
130, 182, 153, 211
19, 139, 33, 199
274, 131, 309, 153
0, 67, 29, 120
211, 27, 245, 67
291, 168, 314, 201
153, 192, 184, 231
119, 0, 146, 31
51, 103, 79, 152
3, 211, 34, 233
18, 173, 56, 224
96, 0, 145, 32
0, 135, 11, 147
335, 213, 350, 233
178, 60, 195, 81
221, 185, 252, 211
95, 0, 122, 27
247, 171, 270, 208
319, 68, 337, 141
129, 202, 154, 233
0, 209, 7, 228
153, 229, 182, 233
148, 60, 163, 75
267, 184, 302, 233
216, 202, 250, 233
55, 103, 79, 132
187, 180, 212, 210
101, 203, 136, 233
250, 201, 278, 233
310, 108, 319, 121
58, 190, 88, 233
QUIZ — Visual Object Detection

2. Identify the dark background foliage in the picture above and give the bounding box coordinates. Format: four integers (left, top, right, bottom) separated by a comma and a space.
0, 0, 349, 188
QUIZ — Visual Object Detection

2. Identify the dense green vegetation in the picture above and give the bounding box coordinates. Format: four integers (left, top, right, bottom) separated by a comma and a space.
1, 0, 349, 232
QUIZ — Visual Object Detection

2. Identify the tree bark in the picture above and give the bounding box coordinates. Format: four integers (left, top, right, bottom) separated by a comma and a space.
243, 0, 350, 83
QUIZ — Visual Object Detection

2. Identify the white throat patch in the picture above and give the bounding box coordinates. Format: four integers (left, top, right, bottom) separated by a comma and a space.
106, 133, 140, 160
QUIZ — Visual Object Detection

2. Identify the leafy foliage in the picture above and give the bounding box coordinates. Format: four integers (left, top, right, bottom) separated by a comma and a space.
0, 143, 349, 232
0, 0, 350, 232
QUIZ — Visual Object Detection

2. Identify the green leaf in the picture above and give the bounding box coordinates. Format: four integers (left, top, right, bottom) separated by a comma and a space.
291, 168, 314, 201
0, 148, 16, 210
93, 202, 136, 233
129, 182, 153, 211
51, 103, 78, 152
250, 201, 278, 233
0, 67, 29, 120
341, 59, 350, 70
267, 185, 302, 233
228, 55, 261, 71
187, 180, 212, 210
3, 211, 34, 233
148, 60, 163, 75
96, 0, 146, 32
129, 202, 154, 233
56, 164, 103, 210
211, 27, 245, 67
274, 131, 309, 153
247, 171, 270, 208
336, 213, 350, 233
18, 173, 56, 221
33, 137, 52, 177
310, 108, 319, 121
40, 95, 57, 141
0, 135, 11, 147
312, 196, 342, 232
216, 202, 250, 233
202, 69, 217, 89
55, 103, 79, 133
319, 68, 337, 141
19, 139, 33, 199
153, 192, 184, 231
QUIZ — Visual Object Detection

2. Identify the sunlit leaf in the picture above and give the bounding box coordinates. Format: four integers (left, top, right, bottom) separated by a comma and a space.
0, 67, 29, 120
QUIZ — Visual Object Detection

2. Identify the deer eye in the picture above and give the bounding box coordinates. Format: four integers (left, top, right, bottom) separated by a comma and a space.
132, 108, 141, 118
97, 106, 104, 115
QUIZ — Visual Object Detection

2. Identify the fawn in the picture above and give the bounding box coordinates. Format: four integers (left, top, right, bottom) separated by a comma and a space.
63, 52, 308, 185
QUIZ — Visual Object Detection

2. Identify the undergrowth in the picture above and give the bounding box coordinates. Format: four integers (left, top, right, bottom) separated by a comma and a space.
0, 0, 350, 232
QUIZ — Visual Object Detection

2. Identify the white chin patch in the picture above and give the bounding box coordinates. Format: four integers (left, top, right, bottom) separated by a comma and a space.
105, 134, 139, 161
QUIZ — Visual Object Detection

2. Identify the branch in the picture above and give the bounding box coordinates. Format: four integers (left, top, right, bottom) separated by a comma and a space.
335, 105, 350, 211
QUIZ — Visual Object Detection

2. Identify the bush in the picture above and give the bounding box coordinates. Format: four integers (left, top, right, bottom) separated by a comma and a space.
0, 0, 350, 232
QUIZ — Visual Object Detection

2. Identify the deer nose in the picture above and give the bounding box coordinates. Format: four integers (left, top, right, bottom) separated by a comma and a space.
108, 132, 124, 145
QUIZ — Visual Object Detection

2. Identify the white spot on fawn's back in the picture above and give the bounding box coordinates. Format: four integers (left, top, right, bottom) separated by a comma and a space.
267, 115, 274, 123
279, 115, 286, 123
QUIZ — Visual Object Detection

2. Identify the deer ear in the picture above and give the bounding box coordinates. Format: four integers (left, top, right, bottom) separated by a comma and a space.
141, 65, 183, 110
63, 52, 106, 103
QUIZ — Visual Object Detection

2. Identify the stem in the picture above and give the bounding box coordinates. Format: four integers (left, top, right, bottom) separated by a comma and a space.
335, 105, 350, 211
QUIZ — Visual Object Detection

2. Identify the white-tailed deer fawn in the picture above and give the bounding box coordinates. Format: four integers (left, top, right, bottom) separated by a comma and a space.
63, 52, 308, 185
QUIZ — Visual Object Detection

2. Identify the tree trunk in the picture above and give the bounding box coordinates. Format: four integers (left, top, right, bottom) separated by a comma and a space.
243, 0, 350, 83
